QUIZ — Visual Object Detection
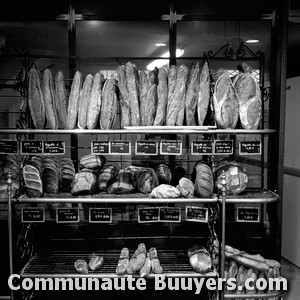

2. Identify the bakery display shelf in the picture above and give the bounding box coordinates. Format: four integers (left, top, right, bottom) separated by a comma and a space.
16, 193, 218, 204
217, 188, 279, 204
224, 291, 285, 299
20, 250, 217, 279
0, 128, 276, 135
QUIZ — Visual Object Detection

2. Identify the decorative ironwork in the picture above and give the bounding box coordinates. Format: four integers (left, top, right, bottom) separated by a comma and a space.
262, 85, 271, 102
204, 37, 264, 60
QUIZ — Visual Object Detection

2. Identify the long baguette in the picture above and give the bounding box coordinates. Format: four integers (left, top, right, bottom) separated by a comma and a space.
139, 70, 150, 126
78, 74, 93, 129
54, 70, 68, 129
117, 65, 130, 127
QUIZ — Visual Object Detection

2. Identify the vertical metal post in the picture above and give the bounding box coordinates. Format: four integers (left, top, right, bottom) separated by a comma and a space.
7, 171, 14, 300
169, 3, 177, 66
219, 170, 227, 300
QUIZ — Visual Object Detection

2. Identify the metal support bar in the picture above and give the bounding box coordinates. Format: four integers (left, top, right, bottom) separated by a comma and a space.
169, 3, 177, 66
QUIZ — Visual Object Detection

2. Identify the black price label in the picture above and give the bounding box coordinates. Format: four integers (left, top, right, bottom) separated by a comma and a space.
191, 141, 213, 155
43, 141, 65, 155
239, 141, 261, 155
185, 206, 208, 223
56, 208, 79, 223
214, 140, 233, 155
22, 208, 45, 223
89, 208, 112, 223
91, 141, 110, 154
138, 208, 159, 223
160, 141, 182, 155
0, 140, 18, 154
237, 207, 260, 223
159, 207, 181, 222
135, 141, 158, 156
21, 141, 43, 154
110, 141, 131, 155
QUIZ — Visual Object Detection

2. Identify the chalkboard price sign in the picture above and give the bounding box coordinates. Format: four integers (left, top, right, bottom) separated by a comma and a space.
214, 140, 233, 155
159, 207, 181, 222
21, 141, 43, 155
239, 141, 261, 155
185, 206, 208, 223
22, 208, 45, 223
191, 141, 213, 155
135, 141, 158, 155
138, 208, 159, 223
91, 141, 110, 154
237, 207, 260, 223
110, 141, 131, 155
160, 141, 182, 155
89, 208, 112, 223
56, 208, 79, 223
0, 140, 18, 154
44, 141, 65, 155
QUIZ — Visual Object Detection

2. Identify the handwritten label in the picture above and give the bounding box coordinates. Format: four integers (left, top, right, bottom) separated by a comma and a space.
160, 141, 182, 155
159, 207, 181, 222
138, 208, 159, 223
44, 141, 65, 155
56, 208, 79, 223
214, 140, 233, 155
21, 141, 43, 155
89, 208, 112, 223
135, 141, 158, 155
0, 140, 18, 154
239, 141, 261, 155
185, 206, 208, 223
91, 141, 110, 154
191, 141, 213, 155
110, 141, 131, 155
237, 207, 260, 223
22, 208, 45, 223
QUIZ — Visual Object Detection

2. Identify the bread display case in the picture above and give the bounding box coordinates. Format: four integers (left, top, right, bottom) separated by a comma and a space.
0, 2, 288, 300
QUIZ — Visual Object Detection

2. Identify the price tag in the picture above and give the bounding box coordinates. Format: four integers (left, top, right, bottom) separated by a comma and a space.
185, 206, 208, 223
236, 207, 260, 223
56, 208, 79, 223
191, 141, 213, 155
135, 141, 158, 156
214, 140, 233, 155
138, 208, 159, 223
89, 208, 112, 223
22, 208, 45, 223
91, 141, 110, 154
0, 140, 18, 154
43, 141, 65, 155
160, 141, 182, 155
21, 141, 43, 155
110, 141, 131, 155
239, 141, 261, 155
159, 207, 181, 223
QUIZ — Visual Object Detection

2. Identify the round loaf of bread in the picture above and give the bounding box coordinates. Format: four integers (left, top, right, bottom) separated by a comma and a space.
192, 161, 214, 198
156, 164, 172, 185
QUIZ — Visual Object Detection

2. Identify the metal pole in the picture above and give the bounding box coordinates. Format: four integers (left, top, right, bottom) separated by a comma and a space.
219, 170, 227, 300
7, 171, 14, 300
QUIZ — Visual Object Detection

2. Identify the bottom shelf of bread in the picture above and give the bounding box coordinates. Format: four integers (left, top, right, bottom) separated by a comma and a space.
20, 249, 217, 279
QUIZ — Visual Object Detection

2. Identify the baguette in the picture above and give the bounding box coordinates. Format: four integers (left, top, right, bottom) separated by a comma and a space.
139, 70, 150, 126
116, 247, 129, 276
139, 254, 151, 277
117, 65, 130, 127
145, 68, 158, 126
54, 70, 68, 129
67, 71, 83, 129
78, 74, 93, 129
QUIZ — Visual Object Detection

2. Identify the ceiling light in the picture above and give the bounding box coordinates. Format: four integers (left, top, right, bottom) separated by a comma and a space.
155, 43, 167, 47
246, 39, 260, 43
146, 49, 184, 70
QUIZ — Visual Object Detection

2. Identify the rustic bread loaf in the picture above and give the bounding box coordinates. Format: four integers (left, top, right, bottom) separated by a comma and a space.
107, 167, 136, 194
185, 62, 200, 126
54, 70, 68, 129
153, 66, 168, 126
28, 66, 46, 129
42, 68, 58, 129
116, 247, 130, 276
176, 177, 194, 198
67, 71, 83, 129
79, 154, 106, 170
150, 184, 180, 198
155, 164, 172, 185
78, 74, 93, 129
192, 161, 214, 198
117, 65, 130, 128
139, 70, 150, 126
42, 163, 59, 194
0, 154, 20, 180
99, 77, 118, 129
197, 61, 211, 126
145, 68, 158, 126
71, 170, 98, 196
87, 71, 104, 129
59, 159, 75, 192
133, 167, 159, 194
23, 164, 43, 198
97, 165, 119, 192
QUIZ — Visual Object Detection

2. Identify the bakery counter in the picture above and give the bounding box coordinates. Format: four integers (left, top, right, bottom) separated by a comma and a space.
20, 250, 218, 279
